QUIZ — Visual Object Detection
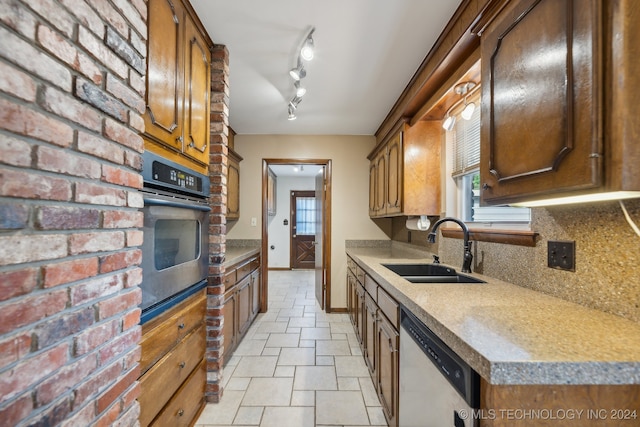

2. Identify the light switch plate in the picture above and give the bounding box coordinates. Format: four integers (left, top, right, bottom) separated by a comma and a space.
548, 240, 575, 271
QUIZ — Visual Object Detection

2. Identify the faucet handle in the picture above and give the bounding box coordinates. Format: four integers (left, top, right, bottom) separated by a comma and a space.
432, 255, 440, 264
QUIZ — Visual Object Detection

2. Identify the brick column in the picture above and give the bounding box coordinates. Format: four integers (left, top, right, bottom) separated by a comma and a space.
206, 44, 230, 403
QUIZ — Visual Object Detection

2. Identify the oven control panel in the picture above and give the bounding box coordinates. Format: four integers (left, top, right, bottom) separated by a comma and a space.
153, 161, 201, 192
142, 151, 210, 198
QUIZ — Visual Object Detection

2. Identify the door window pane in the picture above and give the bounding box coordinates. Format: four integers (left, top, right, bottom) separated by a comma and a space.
296, 197, 316, 235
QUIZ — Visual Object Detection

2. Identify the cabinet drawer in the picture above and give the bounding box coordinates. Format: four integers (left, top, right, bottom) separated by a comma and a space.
236, 261, 253, 281
347, 256, 356, 273
139, 324, 205, 426
364, 274, 378, 298
140, 290, 205, 374
355, 266, 366, 284
150, 359, 206, 427
377, 287, 399, 329
250, 256, 260, 272
223, 269, 237, 288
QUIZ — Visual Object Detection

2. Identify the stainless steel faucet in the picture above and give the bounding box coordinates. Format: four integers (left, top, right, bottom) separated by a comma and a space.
427, 217, 473, 273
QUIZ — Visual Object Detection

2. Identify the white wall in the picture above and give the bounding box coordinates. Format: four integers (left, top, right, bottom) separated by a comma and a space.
227, 134, 389, 308
268, 175, 316, 268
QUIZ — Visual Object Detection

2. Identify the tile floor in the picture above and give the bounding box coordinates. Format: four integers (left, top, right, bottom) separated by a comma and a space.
195, 269, 388, 427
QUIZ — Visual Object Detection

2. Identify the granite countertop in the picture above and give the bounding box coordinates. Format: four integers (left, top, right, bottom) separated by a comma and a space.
347, 245, 640, 386
224, 246, 261, 267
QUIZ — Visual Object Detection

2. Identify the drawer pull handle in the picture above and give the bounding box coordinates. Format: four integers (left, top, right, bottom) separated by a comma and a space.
178, 409, 184, 417
179, 361, 186, 369
178, 323, 185, 329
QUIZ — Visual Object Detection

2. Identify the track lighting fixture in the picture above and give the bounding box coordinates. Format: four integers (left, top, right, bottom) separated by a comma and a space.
286, 26, 315, 120
441, 81, 480, 130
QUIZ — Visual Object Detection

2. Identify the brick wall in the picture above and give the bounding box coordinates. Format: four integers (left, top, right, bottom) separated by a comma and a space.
0, 0, 147, 425
205, 44, 230, 404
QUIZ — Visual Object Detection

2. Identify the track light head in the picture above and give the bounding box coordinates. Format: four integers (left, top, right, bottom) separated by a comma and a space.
300, 30, 315, 61
294, 81, 306, 97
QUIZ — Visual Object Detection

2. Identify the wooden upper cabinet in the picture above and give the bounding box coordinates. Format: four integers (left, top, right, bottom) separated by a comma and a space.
368, 121, 441, 218
480, 0, 640, 205
144, 0, 212, 174
182, 15, 211, 166
145, 0, 184, 152
227, 149, 241, 220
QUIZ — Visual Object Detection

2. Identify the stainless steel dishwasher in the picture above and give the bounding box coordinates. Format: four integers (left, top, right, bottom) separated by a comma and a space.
399, 307, 479, 427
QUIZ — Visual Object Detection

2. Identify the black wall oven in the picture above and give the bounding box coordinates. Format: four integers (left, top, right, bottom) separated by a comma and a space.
140, 151, 210, 323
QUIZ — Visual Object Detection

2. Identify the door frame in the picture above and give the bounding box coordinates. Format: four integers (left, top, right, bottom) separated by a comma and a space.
261, 159, 333, 312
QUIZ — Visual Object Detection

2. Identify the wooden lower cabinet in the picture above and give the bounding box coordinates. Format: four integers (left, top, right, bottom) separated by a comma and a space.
347, 256, 399, 427
139, 290, 206, 427
222, 254, 261, 364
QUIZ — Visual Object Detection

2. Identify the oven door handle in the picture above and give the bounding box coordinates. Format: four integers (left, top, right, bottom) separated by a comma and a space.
144, 197, 212, 212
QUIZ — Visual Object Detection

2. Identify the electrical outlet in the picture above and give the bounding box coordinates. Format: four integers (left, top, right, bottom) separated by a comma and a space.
548, 240, 575, 271
250, 217, 257, 226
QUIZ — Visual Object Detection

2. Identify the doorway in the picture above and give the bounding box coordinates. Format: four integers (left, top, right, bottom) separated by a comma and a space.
290, 190, 316, 269
261, 159, 332, 312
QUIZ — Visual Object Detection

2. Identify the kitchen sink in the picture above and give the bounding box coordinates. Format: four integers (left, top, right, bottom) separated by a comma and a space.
382, 263, 486, 284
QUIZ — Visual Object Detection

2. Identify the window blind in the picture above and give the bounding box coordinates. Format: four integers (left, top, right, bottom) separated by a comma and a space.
451, 100, 481, 178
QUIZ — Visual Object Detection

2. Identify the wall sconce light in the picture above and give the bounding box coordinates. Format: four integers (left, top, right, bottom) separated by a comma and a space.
287, 26, 315, 120
441, 81, 480, 130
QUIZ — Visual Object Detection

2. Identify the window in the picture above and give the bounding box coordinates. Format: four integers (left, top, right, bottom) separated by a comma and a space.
295, 196, 316, 235
445, 91, 531, 227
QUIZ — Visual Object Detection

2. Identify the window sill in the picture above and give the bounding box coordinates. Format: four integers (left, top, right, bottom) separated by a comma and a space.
441, 227, 539, 247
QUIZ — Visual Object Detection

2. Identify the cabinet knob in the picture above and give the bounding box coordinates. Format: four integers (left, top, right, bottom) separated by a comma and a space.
178, 323, 185, 329
482, 183, 491, 191
178, 409, 184, 417
179, 361, 186, 369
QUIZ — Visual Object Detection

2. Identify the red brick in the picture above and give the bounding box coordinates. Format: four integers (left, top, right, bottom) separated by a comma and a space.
28, 0, 74, 37
96, 366, 139, 413
74, 318, 119, 357
124, 267, 142, 288
43, 257, 98, 289
34, 307, 95, 349
0, 98, 73, 147
75, 78, 127, 123
125, 230, 143, 247
129, 28, 146, 56
97, 289, 141, 320
112, 0, 146, 39
0, 0, 37, 39
75, 182, 127, 206
0, 234, 67, 267
0, 24, 71, 92
93, 402, 121, 427
104, 118, 144, 152
99, 249, 142, 274
40, 86, 102, 133
59, 401, 95, 427
36, 354, 97, 407
69, 273, 124, 307
58, 0, 104, 38
0, 332, 32, 370
0, 393, 34, 427
36, 23, 102, 85
36, 205, 101, 230
69, 231, 125, 255
102, 210, 143, 230
37, 145, 102, 179
105, 28, 144, 75
101, 164, 142, 188
77, 131, 125, 165
0, 342, 68, 403
126, 190, 144, 208
124, 150, 142, 170
0, 267, 37, 302
26, 396, 72, 426
98, 327, 140, 366
0, 135, 33, 167
0, 61, 37, 101
106, 73, 144, 114
0, 288, 67, 334
78, 26, 128, 79
129, 68, 145, 96
90, 0, 128, 38
122, 344, 140, 372
111, 403, 140, 427
128, 111, 145, 133
74, 360, 121, 407
120, 381, 140, 410
122, 308, 140, 331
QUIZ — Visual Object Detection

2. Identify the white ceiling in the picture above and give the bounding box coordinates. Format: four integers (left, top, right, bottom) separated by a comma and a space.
269, 164, 323, 178
190, 0, 463, 135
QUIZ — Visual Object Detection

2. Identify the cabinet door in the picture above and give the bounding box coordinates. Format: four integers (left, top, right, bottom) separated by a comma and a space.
347, 270, 356, 327
181, 12, 211, 166
251, 270, 260, 318
377, 314, 399, 427
227, 155, 240, 220
364, 293, 377, 376
374, 151, 386, 215
237, 276, 252, 336
355, 283, 366, 347
368, 161, 377, 217
145, 0, 184, 152
385, 132, 403, 214
480, 0, 601, 205
222, 288, 236, 363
